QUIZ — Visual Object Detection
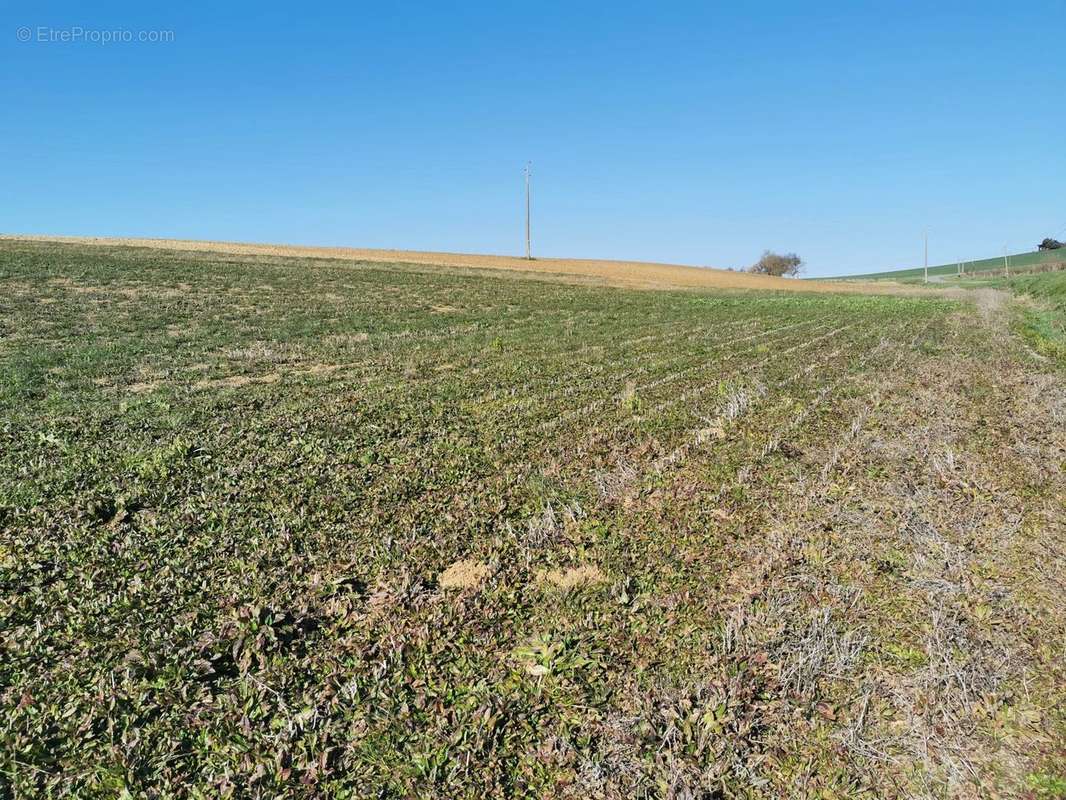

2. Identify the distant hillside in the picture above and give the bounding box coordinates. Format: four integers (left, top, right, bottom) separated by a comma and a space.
0, 234, 913, 295
834, 248, 1064, 281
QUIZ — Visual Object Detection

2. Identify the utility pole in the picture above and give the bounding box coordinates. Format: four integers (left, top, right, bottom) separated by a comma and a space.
924, 231, 928, 283
524, 162, 532, 260
1004, 246, 1010, 277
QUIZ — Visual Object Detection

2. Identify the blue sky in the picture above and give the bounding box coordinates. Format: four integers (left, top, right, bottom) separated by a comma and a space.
3, 2, 1064, 276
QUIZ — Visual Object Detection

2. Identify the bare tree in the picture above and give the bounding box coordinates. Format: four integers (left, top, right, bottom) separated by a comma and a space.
749, 251, 803, 277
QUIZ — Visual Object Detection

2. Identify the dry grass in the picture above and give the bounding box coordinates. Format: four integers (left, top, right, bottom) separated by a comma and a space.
1, 234, 924, 294
567, 298, 1065, 797
536, 564, 607, 591
438, 559, 492, 591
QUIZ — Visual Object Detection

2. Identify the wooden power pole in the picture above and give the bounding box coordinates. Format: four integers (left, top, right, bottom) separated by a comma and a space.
924, 231, 928, 283
524, 162, 532, 260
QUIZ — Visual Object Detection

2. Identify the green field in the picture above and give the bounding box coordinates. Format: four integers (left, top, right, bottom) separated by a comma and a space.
1, 241, 1064, 797
834, 247, 1065, 282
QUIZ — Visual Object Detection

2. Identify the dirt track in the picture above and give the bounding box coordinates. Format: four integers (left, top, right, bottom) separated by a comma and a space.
0, 234, 918, 294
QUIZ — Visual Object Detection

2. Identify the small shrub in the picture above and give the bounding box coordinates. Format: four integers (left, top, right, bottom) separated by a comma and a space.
748, 251, 803, 277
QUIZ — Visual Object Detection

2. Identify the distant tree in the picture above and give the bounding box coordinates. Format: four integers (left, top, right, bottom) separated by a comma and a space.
748, 250, 803, 277
1038, 238, 1064, 251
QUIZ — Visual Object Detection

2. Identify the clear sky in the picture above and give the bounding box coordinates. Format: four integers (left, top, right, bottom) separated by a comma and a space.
4, 2, 1064, 276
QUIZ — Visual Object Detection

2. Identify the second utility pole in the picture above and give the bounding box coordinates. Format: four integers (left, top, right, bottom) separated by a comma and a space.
525, 162, 532, 260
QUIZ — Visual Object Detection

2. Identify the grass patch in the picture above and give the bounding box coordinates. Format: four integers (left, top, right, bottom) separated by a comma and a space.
982, 271, 1066, 361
